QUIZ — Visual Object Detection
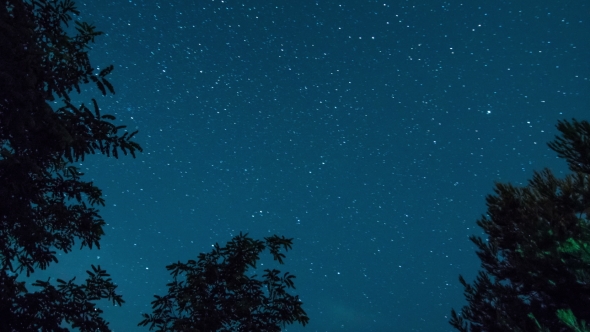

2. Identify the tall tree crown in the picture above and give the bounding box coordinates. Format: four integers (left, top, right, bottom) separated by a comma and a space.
450, 118, 590, 332
1, 1, 140, 330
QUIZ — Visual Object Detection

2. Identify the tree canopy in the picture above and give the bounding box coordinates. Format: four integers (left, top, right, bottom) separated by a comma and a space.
139, 233, 310, 332
450, 118, 590, 332
1, 0, 141, 330
1, 1, 308, 331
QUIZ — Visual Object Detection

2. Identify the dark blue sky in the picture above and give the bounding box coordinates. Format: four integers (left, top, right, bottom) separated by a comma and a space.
40, 0, 589, 331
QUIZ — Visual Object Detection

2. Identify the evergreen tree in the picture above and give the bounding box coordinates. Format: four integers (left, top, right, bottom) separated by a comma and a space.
450, 119, 590, 332
139, 233, 309, 332
0, 0, 141, 330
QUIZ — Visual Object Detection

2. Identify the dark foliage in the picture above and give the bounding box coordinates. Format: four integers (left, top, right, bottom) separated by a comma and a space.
548, 119, 590, 175
139, 233, 309, 332
0, 265, 123, 331
0, 0, 141, 330
450, 119, 590, 332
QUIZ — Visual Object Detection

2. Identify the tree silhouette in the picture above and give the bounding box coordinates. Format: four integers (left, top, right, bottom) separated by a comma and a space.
139, 233, 309, 332
450, 119, 590, 332
1, 0, 141, 330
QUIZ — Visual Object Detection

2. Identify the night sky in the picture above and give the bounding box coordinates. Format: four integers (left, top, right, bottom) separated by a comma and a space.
38, 0, 589, 331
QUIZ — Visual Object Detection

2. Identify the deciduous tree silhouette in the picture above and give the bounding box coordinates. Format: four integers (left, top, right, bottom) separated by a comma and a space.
139, 233, 309, 332
450, 119, 590, 332
1, 0, 141, 330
